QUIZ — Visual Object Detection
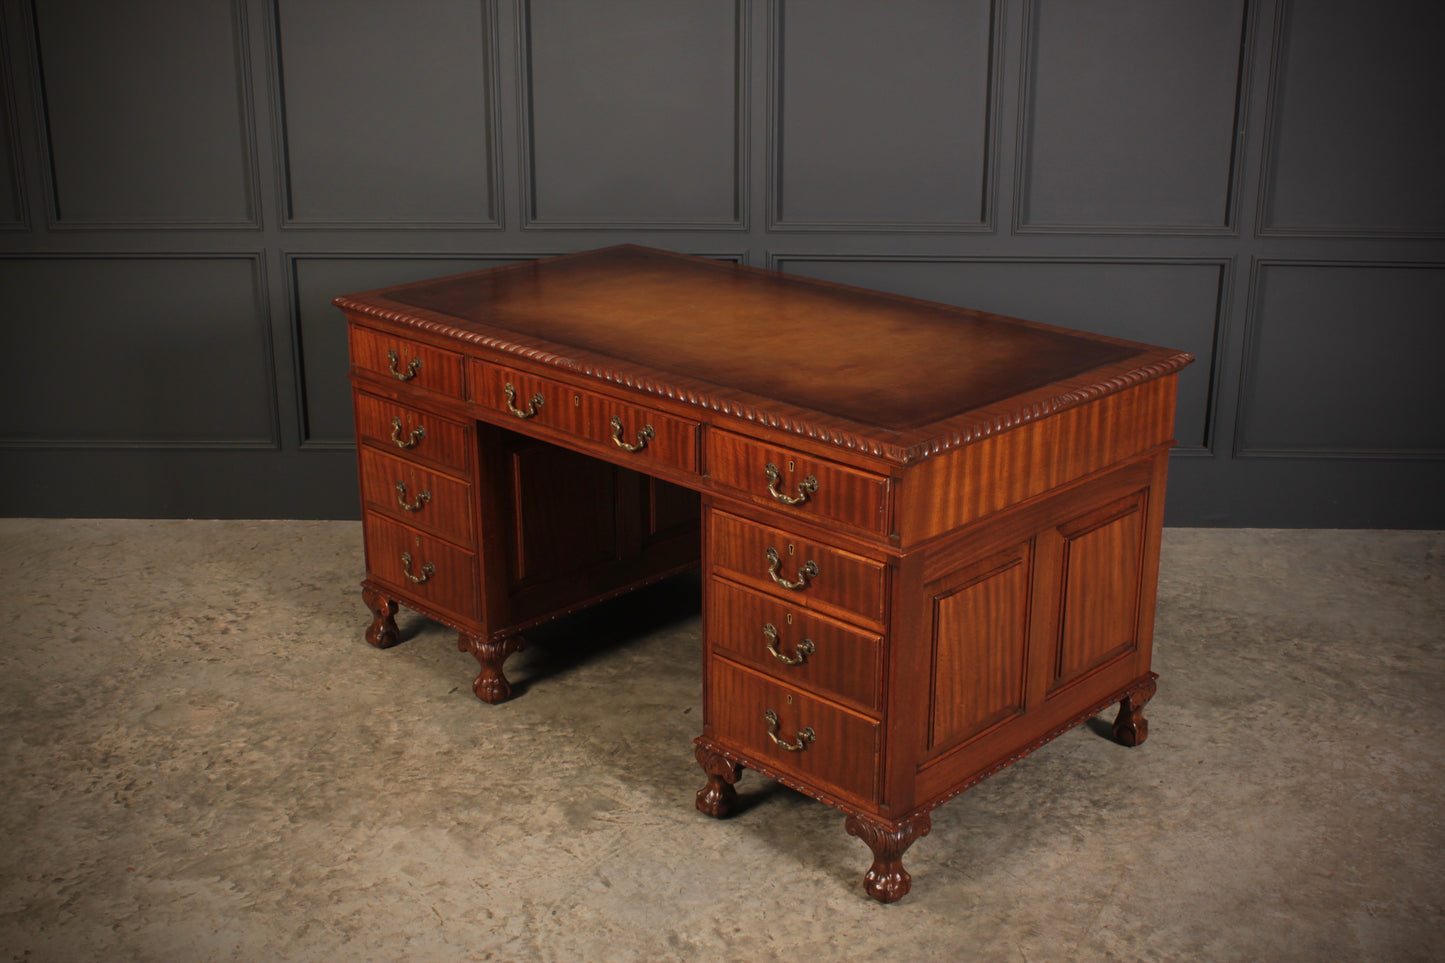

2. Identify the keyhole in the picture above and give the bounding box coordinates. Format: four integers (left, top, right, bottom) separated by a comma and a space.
573, 394, 581, 407
785, 612, 793, 625
788, 459, 796, 471
786, 694, 793, 705
787, 543, 795, 556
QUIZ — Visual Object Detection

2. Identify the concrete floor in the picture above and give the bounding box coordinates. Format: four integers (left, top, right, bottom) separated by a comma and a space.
0, 520, 1440, 962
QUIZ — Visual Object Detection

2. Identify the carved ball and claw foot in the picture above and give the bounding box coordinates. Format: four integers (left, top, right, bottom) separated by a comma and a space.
694, 744, 744, 818
845, 811, 932, 904
361, 586, 400, 649
1113, 676, 1158, 747
462, 633, 525, 704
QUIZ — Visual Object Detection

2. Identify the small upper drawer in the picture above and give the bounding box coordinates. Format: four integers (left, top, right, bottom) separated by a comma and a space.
354, 390, 472, 475
358, 446, 474, 548
707, 509, 886, 626
706, 430, 891, 534
471, 361, 699, 475
350, 325, 465, 399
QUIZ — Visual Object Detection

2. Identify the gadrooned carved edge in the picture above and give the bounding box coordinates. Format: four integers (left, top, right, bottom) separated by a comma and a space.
334, 298, 1193, 465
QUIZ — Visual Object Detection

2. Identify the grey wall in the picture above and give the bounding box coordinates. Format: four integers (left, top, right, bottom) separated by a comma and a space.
1, 0, 1441, 527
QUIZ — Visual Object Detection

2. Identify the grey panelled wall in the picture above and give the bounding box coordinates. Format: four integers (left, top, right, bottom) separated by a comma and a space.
0, 0, 1441, 526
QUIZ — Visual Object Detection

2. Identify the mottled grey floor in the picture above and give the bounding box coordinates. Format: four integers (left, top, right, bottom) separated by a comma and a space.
0, 521, 1440, 962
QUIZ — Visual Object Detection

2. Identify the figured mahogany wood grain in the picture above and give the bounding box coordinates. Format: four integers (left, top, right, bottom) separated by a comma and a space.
707, 509, 886, 626
707, 577, 884, 712
363, 512, 479, 623
472, 360, 700, 475
705, 428, 891, 534
358, 446, 474, 547
708, 659, 880, 805
353, 390, 473, 474
897, 375, 1177, 544
927, 547, 1031, 753
350, 324, 466, 400
1051, 491, 1147, 693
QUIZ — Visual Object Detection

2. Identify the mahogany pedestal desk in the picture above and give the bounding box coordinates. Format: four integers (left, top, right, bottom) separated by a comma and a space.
336, 246, 1192, 903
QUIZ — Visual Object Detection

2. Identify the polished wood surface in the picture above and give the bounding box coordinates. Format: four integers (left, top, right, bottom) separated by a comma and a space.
337, 245, 1191, 903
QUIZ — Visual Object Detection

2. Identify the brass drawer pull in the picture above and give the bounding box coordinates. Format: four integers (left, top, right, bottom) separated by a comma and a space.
764, 709, 815, 752
765, 462, 818, 506
504, 382, 544, 419
394, 481, 431, 513
390, 417, 425, 449
766, 546, 818, 590
400, 551, 435, 584
763, 623, 815, 665
387, 349, 422, 382
610, 415, 655, 452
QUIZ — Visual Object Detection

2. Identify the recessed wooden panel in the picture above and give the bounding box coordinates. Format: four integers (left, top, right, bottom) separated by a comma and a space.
0, 256, 272, 446
928, 549, 1031, 753
1238, 264, 1445, 456
1019, 0, 1246, 230
1053, 494, 1146, 692
1261, 0, 1445, 234
32, 0, 254, 225
275, 0, 496, 224
509, 440, 618, 585
773, 0, 993, 228
521, 0, 741, 225
775, 256, 1218, 449
293, 256, 531, 445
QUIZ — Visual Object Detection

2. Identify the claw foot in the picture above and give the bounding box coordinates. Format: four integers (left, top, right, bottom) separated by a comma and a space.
362, 585, 399, 649
1113, 676, 1158, 747
694, 743, 743, 818
463, 633, 524, 704
844, 811, 931, 903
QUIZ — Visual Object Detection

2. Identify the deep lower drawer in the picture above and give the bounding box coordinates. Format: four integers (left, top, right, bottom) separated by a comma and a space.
358, 446, 474, 547
708, 659, 879, 805
363, 512, 479, 624
708, 577, 883, 713
707, 509, 886, 626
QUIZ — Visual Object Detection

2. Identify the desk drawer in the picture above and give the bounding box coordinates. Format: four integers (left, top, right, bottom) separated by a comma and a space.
708, 578, 882, 712
471, 361, 699, 475
354, 390, 472, 475
709, 659, 878, 804
350, 325, 465, 399
706, 430, 891, 534
707, 510, 886, 625
358, 447, 474, 547
363, 512, 478, 623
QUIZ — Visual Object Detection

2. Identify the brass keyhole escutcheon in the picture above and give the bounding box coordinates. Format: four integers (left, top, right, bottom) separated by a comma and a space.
574, 394, 581, 406
786, 694, 793, 705
787, 543, 795, 555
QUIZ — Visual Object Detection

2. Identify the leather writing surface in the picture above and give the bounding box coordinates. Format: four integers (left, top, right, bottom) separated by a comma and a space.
373, 248, 1136, 432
